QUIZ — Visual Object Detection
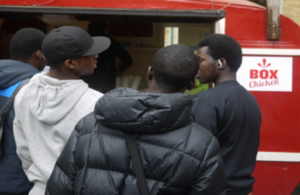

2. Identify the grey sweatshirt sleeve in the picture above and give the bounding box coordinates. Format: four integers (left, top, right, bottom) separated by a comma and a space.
13, 114, 33, 177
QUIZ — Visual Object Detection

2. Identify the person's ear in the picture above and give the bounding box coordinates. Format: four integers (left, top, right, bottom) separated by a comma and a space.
147, 66, 153, 80
187, 78, 196, 90
65, 59, 76, 69
218, 58, 227, 70
35, 50, 44, 60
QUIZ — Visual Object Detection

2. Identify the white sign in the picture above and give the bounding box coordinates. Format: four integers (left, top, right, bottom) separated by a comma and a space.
237, 56, 293, 92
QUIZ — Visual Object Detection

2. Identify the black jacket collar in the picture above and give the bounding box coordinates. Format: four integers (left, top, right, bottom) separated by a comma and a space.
94, 87, 193, 134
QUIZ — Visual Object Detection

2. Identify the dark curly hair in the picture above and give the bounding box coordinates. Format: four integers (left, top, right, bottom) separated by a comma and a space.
10, 28, 46, 61
152, 44, 199, 91
198, 34, 242, 72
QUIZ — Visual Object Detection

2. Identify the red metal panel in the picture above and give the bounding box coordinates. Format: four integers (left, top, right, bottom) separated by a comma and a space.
226, 6, 300, 49
253, 162, 300, 194
224, 5, 300, 152
237, 56, 300, 153
0, 0, 215, 8
224, 5, 300, 194
0, 0, 260, 9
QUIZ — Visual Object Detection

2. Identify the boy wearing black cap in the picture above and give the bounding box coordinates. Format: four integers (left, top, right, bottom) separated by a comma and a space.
13, 26, 110, 195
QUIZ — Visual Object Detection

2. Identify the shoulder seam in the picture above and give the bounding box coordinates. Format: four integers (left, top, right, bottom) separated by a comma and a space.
202, 135, 213, 161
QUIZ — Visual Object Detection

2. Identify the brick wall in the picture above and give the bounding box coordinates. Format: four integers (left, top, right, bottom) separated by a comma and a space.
282, 0, 300, 25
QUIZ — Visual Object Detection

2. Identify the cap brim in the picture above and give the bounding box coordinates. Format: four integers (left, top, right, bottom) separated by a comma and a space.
82, 36, 111, 56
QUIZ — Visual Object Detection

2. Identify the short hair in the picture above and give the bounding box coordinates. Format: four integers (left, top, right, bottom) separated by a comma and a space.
10, 28, 46, 61
49, 62, 63, 70
198, 34, 242, 72
152, 44, 199, 91
49, 56, 83, 70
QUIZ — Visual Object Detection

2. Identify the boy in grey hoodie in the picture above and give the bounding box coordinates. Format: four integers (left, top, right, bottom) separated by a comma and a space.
13, 26, 111, 195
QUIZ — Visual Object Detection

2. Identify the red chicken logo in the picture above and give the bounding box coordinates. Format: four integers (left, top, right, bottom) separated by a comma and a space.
258, 59, 271, 68
249, 58, 279, 88
250, 59, 278, 79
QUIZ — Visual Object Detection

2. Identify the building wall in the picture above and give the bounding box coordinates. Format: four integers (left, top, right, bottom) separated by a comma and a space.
249, 0, 300, 27
282, 0, 300, 25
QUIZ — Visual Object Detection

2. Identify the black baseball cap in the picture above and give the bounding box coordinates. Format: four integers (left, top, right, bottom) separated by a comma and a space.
42, 26, 111, 64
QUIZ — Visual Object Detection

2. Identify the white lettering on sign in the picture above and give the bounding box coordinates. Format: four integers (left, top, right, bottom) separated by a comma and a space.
237, 57, 293, 92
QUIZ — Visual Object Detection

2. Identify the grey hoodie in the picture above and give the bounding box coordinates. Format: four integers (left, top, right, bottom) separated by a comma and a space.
13, 72, 103, 195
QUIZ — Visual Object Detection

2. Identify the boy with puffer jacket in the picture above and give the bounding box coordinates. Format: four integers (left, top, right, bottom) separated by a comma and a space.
46, 44, 226, 195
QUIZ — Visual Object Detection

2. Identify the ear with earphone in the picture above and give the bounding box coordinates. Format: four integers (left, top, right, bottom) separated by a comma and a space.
218, 59, 223, 68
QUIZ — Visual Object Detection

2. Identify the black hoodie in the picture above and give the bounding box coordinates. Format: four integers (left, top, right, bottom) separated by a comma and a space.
46, 88, 226, 195
0, 59, 38, 194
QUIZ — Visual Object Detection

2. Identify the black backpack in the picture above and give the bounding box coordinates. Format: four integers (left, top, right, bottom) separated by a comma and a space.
0, 78, 30, 155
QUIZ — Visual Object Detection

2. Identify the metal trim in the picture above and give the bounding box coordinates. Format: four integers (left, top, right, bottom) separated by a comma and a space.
242, 48, 300, 56
0, 6, 226, 18
257, 152, 300, 162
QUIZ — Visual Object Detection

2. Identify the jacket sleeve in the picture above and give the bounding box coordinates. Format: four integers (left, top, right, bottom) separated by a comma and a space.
45, 128, 80, 195
192, 98, 218, 136
187, 136, 226, 195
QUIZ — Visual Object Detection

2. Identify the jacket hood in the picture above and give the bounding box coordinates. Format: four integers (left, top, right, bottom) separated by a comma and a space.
0, 60, 39, 88
28, 73, 89, 125
95, 88, 193, 134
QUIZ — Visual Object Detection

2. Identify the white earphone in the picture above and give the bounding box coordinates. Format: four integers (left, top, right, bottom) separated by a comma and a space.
218, 59, 223, 67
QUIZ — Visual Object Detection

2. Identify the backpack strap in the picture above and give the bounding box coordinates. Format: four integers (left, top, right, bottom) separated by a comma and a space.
125, 133, 150, 195
0, 78, 30, 155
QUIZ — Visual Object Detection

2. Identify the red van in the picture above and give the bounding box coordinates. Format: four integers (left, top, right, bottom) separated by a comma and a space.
0, 0, 299, 194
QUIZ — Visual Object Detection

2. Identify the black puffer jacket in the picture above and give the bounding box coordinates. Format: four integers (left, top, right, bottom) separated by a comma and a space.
46, 88, 226, 195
